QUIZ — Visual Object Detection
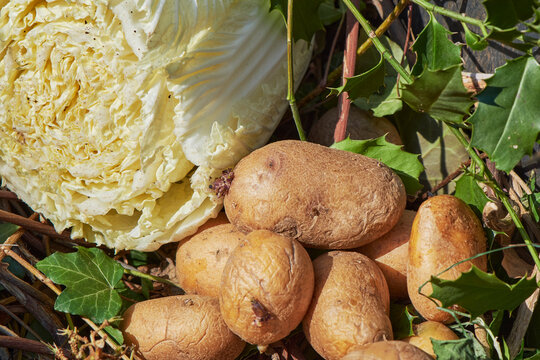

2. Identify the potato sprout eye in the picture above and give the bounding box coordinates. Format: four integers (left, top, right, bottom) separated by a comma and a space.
250, 299, 272, 326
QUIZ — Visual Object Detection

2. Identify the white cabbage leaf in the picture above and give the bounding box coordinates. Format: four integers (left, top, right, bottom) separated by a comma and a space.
0, 0, 311, 251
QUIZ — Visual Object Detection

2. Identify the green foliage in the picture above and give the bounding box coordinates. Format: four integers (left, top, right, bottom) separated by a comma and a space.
36, 247, 125, 324
411, 15, 462, 75
318, 0, 345, 26
270, 0, 326, 42
454, 173, 490, 217
483, 0, 535, 29
432, 337, 491, 360
469, 56, 540, 172
329, 54, 385, 99
331, 136, 424, 195
430, 265, 538, 319
462, 23, 489, 51
389, 304, 417, 339
0, 224, 25, 280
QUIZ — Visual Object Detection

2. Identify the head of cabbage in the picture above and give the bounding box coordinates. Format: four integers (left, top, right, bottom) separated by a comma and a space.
0, 0, 310, 251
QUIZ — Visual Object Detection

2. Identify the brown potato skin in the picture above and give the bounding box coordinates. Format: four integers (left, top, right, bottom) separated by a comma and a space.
176, 222, 245, 297
403, 321, 459, 358
302, 251, 393, 360
407, 195, 487, 323
121, 295, 245, 360
341, 341, 432, 360
357, 210, 416, 300
224, 140, 406, 249
219, 230, 314, 345
308, 106, 402, 146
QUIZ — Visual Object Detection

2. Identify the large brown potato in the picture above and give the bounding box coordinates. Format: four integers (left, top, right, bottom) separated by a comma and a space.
341, 341, 432, 360
403, 321, 459, 358
357, 209, 416, 300
224, 140, 406, 249
176, 221, 245, 297
303, 251, 392, 360
219, 230, 314, 346
308, 106, 402, 146
408, 195, 487, 323
121, 295, 245, 360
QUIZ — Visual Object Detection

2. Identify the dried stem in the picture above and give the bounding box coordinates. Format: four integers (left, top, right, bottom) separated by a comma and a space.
0, 210, 70, 240
334, 1, 360, 143
0, 335, 53, 355
0, 303, 44, 342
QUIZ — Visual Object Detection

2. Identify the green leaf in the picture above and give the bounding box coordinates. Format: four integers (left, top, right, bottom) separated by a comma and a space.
401, 65, 474, 123
0, 224, 25, 280
331, 136, 424, 195
0, 223, 18, 241
430, 265, 538, 319
36, 247, 125, 323
411, 15, 462, 76
390, 303, 417, 339
483, 0, 535, 29
432, 337, 491, 360
329, 54, 385, 99
270, 0, 326, 42
394, 105, 469, 193
318, 0, 345, 26
104, 326, 123, 345
454, 173, 490, 217
462, 23, 489, 51
469, 56, 540, 172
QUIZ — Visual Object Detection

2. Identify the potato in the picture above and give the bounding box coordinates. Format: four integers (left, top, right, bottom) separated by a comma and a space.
176, 220, 245, 297
408, 195, 487, 323
303, 251, 392, 360
224, 140, 406, 249
341, 341, 432, 360
121, 295, 245, 360
357, 210, 416, 300
308, 106, 402, 146
403, 321, 458, 358
219, 230, 314, 346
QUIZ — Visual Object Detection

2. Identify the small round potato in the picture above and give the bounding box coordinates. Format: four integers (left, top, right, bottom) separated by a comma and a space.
303, 251, 392, 360
357, 209, 416, 299
308, 106, 402, 146
219, 230, 314, 346
224, 140, 406, 249
176, 221, 246, 297
121, 295, 245, 360
403, 321, 459, 357
341, 341, 432, 360
408, 195, 487, 323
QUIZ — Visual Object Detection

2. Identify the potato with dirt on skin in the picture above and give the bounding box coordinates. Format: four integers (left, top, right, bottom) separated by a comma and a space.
303, 251, 393, 360
176, 214, 245, 297
308, 106, 402, 146
219, 230, 314, 346
403, 321, 459, 358
341, 340, 432, 360
357, 209, 416, 300
121, 295, 245, 360
408, 195, 487, 323
224, 140, 406, 249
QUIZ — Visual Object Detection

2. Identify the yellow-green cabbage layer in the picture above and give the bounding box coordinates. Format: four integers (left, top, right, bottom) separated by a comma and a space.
0, 0, 310, 250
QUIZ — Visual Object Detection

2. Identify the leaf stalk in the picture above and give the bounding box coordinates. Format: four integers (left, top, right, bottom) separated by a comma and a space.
410, 0, 487, 30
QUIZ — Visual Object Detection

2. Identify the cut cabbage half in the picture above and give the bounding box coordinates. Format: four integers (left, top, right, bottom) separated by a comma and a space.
0, 0, 310, 251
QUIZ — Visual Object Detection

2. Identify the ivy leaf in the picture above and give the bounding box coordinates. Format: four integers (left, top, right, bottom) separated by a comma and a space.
318, 0, 345, 26
329, 53, 385, 99
401, 65, 474, 123
432, 337, 491, 360
331, 136, 424, 195
462, 23, 489, 51
430, 265, 538, 320
411, 15, 462, 76
394, 105, 469, 193
36, 247, 125, 324
483, 0, 535, 29
390, 304, 417, 339
454, 173, 490, 217
270, 0, 326, 42
469, 56, 540, 172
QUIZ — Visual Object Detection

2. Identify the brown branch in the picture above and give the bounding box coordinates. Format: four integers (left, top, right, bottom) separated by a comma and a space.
0, 190, 18, 200
297, 0, 410, 108
334, 1, 360, 143
0, 210, 71, 240
0, 335, 53, 355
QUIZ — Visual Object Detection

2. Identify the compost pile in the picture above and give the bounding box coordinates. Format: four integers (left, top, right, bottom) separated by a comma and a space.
0, 1, 538, 360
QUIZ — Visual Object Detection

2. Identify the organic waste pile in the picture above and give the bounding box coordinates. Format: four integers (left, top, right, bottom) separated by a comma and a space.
0, 0, 539, 359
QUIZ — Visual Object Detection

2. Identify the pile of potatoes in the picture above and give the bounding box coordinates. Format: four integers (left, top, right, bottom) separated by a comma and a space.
121, 140, 487, 360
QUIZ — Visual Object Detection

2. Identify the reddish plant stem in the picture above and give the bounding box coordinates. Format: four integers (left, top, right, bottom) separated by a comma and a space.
334, 1, 360, 143
0, 336, 53, 355
0, 210, 71, 240
0, 190, 17, 200
396, 4, 413, 96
